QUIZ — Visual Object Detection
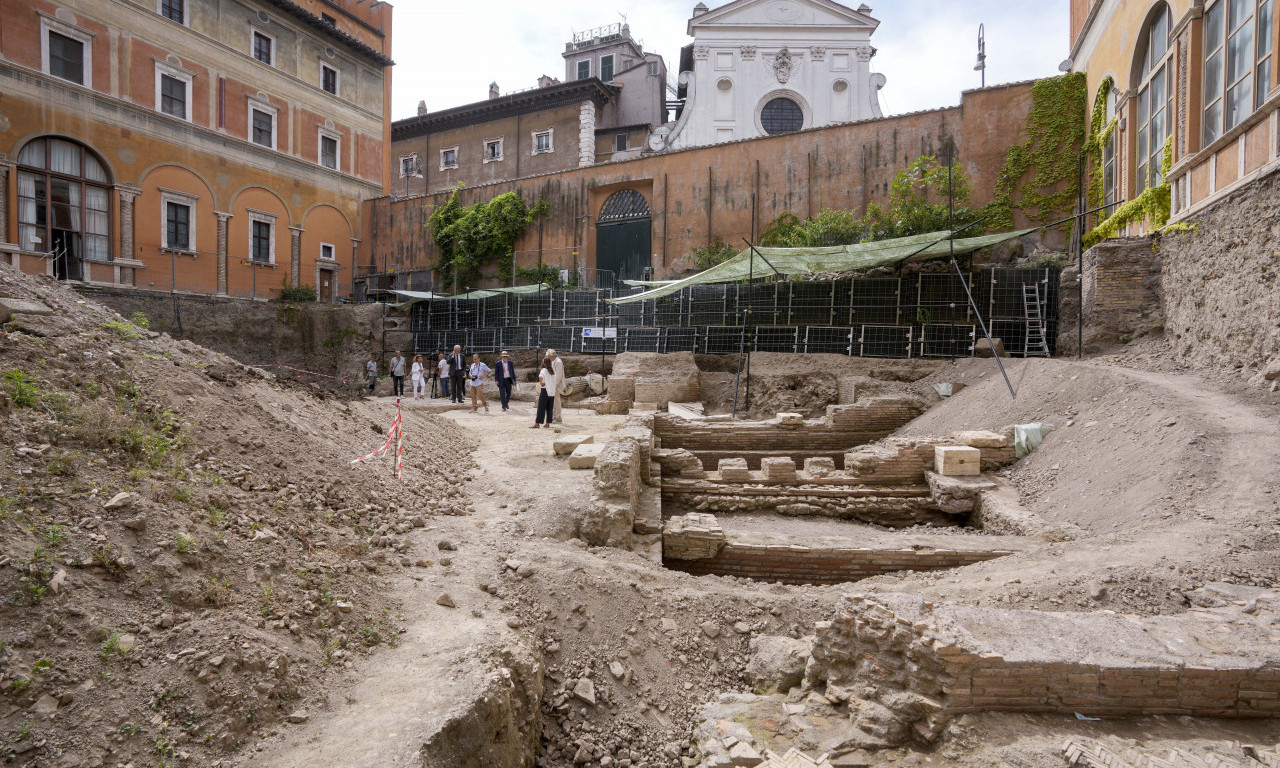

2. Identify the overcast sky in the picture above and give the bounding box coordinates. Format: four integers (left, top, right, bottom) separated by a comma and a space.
389, 1, 1069, 121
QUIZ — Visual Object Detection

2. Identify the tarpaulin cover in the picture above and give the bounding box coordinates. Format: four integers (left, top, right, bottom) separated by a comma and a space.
607, 228, 1037, 304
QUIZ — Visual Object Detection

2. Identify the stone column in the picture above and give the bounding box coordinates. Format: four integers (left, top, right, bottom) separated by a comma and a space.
116, 186, 138, 260
215, 212, 232, 296
351, 238, 361, 299
0, 161, 12, 244
578, 101, 597, 167
289, 226, 303, 287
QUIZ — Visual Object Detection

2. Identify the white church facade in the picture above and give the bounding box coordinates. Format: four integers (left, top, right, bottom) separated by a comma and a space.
650, 0, 887, 152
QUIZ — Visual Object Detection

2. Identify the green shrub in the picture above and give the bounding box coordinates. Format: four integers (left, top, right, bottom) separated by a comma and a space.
278, 285, 318, 302
1, 370, 39, 407
101, 321, 144, 339
692, 238, 739, 271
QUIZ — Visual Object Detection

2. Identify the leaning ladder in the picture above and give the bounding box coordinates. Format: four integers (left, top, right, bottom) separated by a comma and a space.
1022, 282, 1051, 357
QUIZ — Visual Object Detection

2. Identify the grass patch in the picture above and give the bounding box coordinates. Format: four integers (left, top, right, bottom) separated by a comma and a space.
173, 533, 195, 554
1, 370, 39, 407
101, 320, 145, 340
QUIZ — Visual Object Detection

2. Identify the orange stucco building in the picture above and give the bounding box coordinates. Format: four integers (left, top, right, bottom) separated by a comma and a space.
0, 0, 393, 301
1071, 0, 1280, 228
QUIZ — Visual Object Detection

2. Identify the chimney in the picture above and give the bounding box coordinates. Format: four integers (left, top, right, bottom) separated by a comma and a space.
417, 100, 428, 116
489, 81, 500, 99
693, 2, 709, 17
537, 74, 562, 88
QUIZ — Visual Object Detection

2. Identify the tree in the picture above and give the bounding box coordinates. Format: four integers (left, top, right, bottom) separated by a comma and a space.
427, 185, 550, 289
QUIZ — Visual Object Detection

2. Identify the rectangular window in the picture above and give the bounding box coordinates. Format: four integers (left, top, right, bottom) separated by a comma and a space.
320, 243, 335, 261
165, 201, 191, 250
440, 147, 458, 169
161, 0, 184, 23
577, 59, 590, 80
251, 220, 272, 263
253, 31, 273, 65
48, 31, 85, 85
251, 108, 274, 148
600, 54, 615, 82
484, 139, 503, 162
534, 130, 552, 153
320, 134, 338, 170
321, 64, 339, 95
160, 74, 187, 119
615, 133, 628, 152
400, 154, 420, 177
1203, 0, 1274, 144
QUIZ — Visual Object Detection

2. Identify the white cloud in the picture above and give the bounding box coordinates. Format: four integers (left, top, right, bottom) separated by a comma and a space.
390, 0, 1067, 120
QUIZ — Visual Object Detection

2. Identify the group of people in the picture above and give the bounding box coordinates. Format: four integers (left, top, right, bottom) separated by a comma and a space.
366, 347, 566, 423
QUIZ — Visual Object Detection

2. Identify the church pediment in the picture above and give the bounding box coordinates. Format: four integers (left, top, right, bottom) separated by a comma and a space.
689, 0, 879, 34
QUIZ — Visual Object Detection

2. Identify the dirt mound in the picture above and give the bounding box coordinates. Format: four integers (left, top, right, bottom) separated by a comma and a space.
0, 269, 473, 766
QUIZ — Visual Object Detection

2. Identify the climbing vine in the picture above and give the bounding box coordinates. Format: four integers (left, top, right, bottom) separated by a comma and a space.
427, 185, 551, 289
983, 73, 1088, 232
1085, 76, 1118, 211
1084, 137, 1173, 247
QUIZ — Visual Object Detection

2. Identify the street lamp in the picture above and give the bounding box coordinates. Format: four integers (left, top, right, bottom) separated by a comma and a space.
974, 24, 986, 88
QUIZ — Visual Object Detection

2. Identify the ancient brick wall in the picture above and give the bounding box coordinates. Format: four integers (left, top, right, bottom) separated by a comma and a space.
1057, 237, 1164, 355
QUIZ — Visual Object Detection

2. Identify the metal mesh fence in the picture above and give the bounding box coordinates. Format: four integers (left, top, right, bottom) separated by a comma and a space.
405, 268, 1059, 359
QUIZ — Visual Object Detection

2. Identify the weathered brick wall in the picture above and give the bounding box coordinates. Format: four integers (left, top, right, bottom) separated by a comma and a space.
1057, 237, 1164, 355
663, 484, 956, 528
809, 593, 1280, 745
664, 541, 1010, 586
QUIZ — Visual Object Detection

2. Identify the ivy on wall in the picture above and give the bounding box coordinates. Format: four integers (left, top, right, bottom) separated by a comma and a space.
984, 73, 1089, 232
1085, 76, 1118, 212
426, 185, 551, 289
1084, 137, 1177, 247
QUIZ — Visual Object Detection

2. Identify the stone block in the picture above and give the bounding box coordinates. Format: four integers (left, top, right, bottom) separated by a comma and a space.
974, 337, 1007, 358
775, 412, 804, 426
803, 457, 837, 477
761, 456, 798, 481
718, 457, 752, 482
952, 430, 1007, 448
608, 377, 635, 401
569, 443, 605, 469
553, 434, 593, 456
631, 402, 659, 411
934, 446, 981, 476
0, 297, 54, 317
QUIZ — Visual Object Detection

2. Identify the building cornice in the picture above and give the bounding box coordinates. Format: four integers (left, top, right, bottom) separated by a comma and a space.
259, 0, 394, 67
392, 80, 619, 140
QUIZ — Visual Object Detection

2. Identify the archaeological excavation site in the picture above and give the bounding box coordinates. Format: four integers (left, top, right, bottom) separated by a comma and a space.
4, 237, 1280, 768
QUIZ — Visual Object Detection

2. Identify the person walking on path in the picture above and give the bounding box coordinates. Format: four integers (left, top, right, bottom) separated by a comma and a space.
532, 356, 554, 428
389, 350, 406, 397
548, 349, 566, 423
365, 355, 378, 395
411, 354, 426, 400
468, 354, 492, 413
435, 350, 450, 399
495, 351, 516, 411
449, 345, 467, 404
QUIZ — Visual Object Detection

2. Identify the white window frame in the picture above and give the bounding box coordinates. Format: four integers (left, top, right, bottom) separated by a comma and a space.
319, 242, 336, 262
247, 209, 277, 265
320, 62, 340, 96
251, 27, 275, 67
40, 16, 93, 89
318, 128, 341, 171
440, 145, 459, 170
483, 137, 504, 163
247, 97, 278, 150
399, 153, 421, 178
154, 60, 193, 121
600, 53, 615, 82
576, 59, 591, 80
156, 0, 187, 25
159, 188, 198, 252
531, 128, 554, 155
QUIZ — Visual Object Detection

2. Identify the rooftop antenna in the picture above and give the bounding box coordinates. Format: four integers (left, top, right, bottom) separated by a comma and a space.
618, 12, 628, 25
974, 24, 987, 88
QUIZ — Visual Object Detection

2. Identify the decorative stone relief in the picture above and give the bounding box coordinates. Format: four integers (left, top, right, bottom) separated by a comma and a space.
769, 48, 795, 84
810, 46, 827, 61
855, 45, 876, 62
740, 45, 757, 61
693, 46, 710, 60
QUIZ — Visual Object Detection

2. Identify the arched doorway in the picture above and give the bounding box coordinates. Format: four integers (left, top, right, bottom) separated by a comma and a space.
16, 137, 112, 281
596, 189, 651, 286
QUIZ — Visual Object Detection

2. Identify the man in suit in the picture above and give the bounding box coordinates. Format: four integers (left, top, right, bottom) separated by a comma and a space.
547, 348, 565, 423
495, 350, 516, 411
448, 345, 467, 404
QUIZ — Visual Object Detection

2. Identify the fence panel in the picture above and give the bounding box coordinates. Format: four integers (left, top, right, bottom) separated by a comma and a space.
623, 327, 660, 352
804, 326, 854, 355
849, 278, 902, 326
754, 326, 800, 353
859, 325, 913, 358
916, 272, 973, 325
702, 326, 742, 355
663, 327, 698, 353
916, 324, 976, 358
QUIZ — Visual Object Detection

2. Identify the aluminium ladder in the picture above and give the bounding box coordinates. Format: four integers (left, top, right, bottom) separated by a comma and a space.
1022, 282, 1051, 357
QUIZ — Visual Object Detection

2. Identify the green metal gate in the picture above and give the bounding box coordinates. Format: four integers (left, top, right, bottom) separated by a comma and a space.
596, 189, 651, 284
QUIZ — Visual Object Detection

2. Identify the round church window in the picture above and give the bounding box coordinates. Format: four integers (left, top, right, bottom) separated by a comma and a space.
760, 97, 803, 135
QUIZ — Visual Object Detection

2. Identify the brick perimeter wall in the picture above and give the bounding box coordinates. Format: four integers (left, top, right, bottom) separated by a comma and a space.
665, 543, 1010, 586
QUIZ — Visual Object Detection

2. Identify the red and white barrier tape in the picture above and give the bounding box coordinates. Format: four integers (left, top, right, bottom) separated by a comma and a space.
351, 397, 404, 481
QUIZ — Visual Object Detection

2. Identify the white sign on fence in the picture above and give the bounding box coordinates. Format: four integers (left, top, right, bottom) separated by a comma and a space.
582, 327, 604, 338
604, 327, 618, 339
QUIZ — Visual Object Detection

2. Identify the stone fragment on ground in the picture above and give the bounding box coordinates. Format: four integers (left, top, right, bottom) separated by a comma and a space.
553, 434, 594, 455
568, 443, 604, 469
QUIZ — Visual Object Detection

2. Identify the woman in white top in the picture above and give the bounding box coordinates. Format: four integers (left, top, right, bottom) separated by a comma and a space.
410, 355, 426, 400
468, 354, 492, 413
531, 356, 554, 428
437, 355, 451, 399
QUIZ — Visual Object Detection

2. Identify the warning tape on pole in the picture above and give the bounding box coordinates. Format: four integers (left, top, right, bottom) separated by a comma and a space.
351, 397, 404, 481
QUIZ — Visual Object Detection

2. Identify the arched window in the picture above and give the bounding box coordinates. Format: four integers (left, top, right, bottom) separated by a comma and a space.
760, 97, 804, 135
597, 189, 650, 222
1203, 0, 1274, 144
1136, 5, 1173, 193
16, 138, 111, 278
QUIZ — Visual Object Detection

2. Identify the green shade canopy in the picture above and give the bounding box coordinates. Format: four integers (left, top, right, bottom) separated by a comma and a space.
607, 229, 1037, 304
